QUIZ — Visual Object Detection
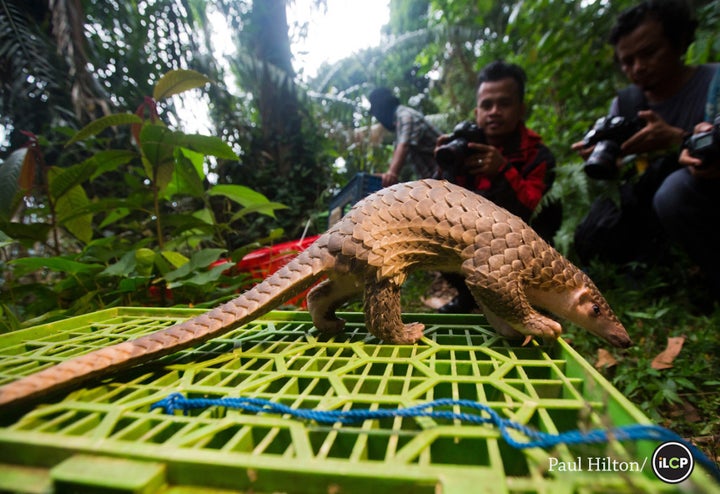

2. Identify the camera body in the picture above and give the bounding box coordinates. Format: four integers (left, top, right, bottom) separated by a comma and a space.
582, 115, 645, 179
685, 114, 720, 166
435, 121, 486, 174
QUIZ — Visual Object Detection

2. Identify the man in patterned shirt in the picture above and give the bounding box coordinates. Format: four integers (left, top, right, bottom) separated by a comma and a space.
368, 87, 441, 187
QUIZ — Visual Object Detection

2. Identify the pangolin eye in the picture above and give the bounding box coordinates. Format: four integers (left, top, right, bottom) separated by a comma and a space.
592, 304, 601, 315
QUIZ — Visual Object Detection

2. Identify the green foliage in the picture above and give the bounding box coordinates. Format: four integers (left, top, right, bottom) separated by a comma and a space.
0, 69, 281, 331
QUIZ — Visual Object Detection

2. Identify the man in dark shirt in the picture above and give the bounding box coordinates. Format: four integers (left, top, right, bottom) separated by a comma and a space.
654, 66, 720, 303
573, 0, 718, 265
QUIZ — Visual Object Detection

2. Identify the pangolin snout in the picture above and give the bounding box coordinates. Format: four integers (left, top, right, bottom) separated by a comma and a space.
608, 330, 633, 348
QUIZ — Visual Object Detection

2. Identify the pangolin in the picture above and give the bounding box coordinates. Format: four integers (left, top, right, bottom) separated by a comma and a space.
0, 179, 631, 410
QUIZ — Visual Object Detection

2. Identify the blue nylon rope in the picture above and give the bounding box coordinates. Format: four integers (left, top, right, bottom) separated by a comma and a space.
151, 393, 720, 482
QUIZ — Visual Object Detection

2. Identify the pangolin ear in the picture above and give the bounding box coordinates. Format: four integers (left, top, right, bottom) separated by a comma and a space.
576, 288, 593, 305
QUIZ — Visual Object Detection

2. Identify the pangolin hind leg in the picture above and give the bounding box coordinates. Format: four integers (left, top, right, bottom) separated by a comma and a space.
363, 277, 424, 344
307, 275, 363, 334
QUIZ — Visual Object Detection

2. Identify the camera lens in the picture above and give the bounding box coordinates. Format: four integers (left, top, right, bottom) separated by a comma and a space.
436, 138, 468, 170
584, 140, 621, 179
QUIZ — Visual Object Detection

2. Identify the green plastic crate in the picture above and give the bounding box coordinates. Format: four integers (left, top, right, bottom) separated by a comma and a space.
0, 308, 717, 494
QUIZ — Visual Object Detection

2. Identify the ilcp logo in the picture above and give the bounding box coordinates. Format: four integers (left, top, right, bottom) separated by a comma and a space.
652, 441, 694, 484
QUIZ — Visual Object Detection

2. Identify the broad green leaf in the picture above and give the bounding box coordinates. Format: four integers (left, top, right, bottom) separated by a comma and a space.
139, 124, 179, 192
90, 150, 137, 179
140, 124, 175, 171
161, 250, 189, 269
179, 134, 238, 160
208, 184, 271, 207
0, 149, 26, 220
163, 248, 225, 282
100, 250, 137, 277
153, 69, 212, 101
55, 184, 93, 244
228, 201, 288, 221
181, 147, 206, 178
11, 257, 103, 276
99, 207, 130, 229
0, 221, 52, 243
66, 113, 143, 146
164, 148, 205, 199
155, 160, 175, 193
193, 207, 215, 225
168, 263, 227, 288
188, 248, 226, 268
138, 159, 173, 195
48, 161, 98, 201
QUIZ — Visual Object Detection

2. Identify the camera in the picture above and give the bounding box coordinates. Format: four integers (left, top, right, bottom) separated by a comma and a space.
685, 114, 720, 166
581, 115, 645, 179
435, 121, 486, 173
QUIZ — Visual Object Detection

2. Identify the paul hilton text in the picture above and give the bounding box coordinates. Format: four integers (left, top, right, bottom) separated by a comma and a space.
548, 457, 646, 472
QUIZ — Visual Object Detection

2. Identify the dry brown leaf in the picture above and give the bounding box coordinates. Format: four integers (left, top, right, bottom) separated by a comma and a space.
651, 336, 685, 370
666, 399, 701, 423
595, 348, 618, 369
682, 400, 701, 423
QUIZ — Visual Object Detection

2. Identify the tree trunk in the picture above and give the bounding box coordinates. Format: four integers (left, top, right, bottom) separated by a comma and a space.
249, 0, 302, 176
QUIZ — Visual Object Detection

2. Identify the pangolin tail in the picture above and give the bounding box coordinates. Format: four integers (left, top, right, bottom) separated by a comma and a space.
0, 239, 331, 412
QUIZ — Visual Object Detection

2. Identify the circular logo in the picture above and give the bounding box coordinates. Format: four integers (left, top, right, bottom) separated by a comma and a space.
651, 441, 694, 484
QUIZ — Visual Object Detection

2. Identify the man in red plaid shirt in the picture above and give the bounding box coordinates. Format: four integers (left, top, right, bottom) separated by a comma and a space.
436, 60, 560, 313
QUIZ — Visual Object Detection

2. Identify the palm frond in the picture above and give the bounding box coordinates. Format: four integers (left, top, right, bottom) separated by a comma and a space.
0, 0, 57, 94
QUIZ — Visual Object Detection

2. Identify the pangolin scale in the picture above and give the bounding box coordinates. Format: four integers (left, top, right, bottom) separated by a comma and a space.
0, 179, 631, 411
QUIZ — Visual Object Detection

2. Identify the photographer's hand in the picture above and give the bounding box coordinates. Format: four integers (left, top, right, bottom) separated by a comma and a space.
434, 134, 452, 155
571, 140, 594, 160
464, 143, 506, 177
680, 122, 720, 179
621, 110, 685, 155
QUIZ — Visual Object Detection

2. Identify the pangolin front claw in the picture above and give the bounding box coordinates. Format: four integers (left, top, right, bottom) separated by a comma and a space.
522, 334, 534, 347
